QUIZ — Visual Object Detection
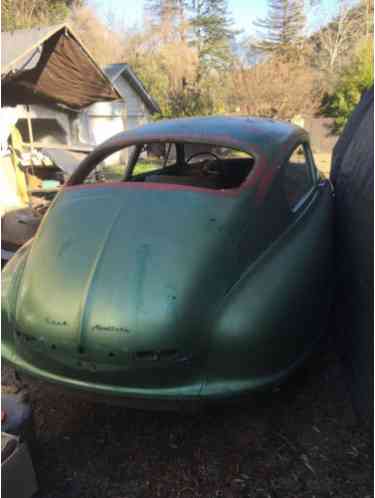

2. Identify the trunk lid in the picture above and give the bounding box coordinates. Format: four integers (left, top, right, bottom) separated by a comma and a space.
15, 185, 252, 387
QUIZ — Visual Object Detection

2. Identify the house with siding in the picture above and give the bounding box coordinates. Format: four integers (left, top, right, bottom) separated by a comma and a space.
86, 63, 160, 164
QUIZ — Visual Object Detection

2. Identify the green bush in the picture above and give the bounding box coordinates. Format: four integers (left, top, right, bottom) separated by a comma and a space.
320, 39, 374, 134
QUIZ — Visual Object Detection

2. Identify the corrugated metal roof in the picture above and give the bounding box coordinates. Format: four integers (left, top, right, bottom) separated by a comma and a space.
2, 24, 65, 75
103, 63, 160, 114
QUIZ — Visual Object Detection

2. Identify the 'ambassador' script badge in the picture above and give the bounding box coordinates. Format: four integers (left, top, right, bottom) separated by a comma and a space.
92, 324, 130, 334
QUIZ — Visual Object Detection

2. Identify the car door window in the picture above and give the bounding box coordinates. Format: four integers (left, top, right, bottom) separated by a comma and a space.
283, 144, 314, 211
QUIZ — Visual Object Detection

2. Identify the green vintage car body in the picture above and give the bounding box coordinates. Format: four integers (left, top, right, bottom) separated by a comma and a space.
2, 116, 333, 407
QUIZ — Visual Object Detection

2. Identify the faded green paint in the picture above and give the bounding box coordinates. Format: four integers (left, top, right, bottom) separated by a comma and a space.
67, 116, 307, 186
2, 117, 333, 406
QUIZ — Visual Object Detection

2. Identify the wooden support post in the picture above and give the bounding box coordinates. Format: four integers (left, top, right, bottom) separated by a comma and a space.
123, 103, 128, 164
26, 107, 34, 153
25, 107, 35, 206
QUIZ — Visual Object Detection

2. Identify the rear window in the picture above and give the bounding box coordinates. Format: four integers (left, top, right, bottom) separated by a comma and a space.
82, 142, 255, 191
129, 143, 254, 190
184, 145, 248, 163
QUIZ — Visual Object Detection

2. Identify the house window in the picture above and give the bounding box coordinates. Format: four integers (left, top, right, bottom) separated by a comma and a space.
283, 144, 314, 210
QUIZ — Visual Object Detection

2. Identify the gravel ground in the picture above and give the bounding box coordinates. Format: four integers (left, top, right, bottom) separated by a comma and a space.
2, 339, 373, 498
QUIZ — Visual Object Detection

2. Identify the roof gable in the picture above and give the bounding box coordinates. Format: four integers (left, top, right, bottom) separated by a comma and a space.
103, 63, 160, 114
2, 24, 64, 75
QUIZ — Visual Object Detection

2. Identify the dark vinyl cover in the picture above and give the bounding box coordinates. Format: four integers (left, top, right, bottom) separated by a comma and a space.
330, 86, 374, 419
3, 28, 119, 109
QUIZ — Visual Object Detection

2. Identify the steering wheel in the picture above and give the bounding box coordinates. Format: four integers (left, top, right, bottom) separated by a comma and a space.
186, 151, 223, 176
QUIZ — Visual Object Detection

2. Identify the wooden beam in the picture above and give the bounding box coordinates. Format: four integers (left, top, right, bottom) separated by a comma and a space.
20, 142, 93, 153
26, 106, 34, 152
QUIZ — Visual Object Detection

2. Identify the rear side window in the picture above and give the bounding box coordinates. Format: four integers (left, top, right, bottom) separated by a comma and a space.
283, 144, 314, 210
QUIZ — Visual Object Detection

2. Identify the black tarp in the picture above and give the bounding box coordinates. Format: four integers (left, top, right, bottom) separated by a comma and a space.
330, 86, 374, 419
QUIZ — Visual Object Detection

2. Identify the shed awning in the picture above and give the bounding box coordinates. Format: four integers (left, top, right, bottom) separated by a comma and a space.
2, 24, 120, 110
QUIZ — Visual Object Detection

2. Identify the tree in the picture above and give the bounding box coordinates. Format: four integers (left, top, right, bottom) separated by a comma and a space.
252, 0, 306, 57
146, 0, 188, 22
320, 38, 374, 133
190, 0, 237, 74
230, 55, 319, 119
69, 5, 127, 65
123, 7, 202, 117
145, 0, 190, 42
310, 0, 369, 79
2, 0, 80, 31
126, 0, 236, 117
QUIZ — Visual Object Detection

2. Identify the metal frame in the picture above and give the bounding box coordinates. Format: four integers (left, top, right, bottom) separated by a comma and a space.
283, 140, 318, 214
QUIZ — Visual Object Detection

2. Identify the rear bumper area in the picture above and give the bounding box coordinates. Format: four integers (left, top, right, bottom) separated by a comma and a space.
1, 339, 205, 408
2, 334, 322, 409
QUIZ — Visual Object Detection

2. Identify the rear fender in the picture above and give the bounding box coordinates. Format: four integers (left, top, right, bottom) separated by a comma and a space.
202, 182, 333, 395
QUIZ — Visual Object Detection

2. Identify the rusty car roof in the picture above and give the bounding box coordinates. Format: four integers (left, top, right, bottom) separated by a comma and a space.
105, 116, 305, 154
67, 116, 308, 186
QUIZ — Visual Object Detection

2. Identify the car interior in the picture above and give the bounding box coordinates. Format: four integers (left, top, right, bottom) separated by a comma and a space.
124, 142, 255, 190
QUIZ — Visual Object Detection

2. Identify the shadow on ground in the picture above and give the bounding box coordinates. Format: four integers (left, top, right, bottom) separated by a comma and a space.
2, 339, 373, 498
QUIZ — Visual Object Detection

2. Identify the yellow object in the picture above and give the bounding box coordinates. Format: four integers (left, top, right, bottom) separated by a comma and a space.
10, 126, 29, 204
0, 156, 25, 216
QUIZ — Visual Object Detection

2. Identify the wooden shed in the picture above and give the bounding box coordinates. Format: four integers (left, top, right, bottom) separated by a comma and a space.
1, 23, 121, 215
2, 23, 121, 148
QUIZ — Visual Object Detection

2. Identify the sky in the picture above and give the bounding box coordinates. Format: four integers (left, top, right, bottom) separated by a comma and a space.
89, 0, 343, 37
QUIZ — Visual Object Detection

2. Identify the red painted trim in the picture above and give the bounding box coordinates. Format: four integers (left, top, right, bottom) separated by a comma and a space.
63, 159, 273, 201
255, 166, 278, 202
64, 180, 243, 197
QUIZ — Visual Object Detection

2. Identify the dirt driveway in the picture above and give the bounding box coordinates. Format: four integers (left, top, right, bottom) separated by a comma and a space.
2, 339, 372, 498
